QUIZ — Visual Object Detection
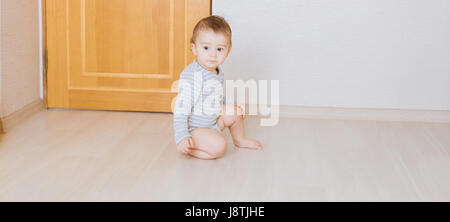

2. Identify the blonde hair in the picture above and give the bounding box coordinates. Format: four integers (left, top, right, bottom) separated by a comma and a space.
190, 15, 232, 50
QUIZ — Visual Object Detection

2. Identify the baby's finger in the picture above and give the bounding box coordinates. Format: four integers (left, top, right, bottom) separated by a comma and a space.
240, 108, 246, 120
185, 138, 191, 147
188, 138, 194, 148
239, 104, 245, 112
238, 105, 245, 116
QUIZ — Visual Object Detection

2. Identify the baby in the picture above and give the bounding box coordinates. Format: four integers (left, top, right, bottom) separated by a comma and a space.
173, 16, 262, 160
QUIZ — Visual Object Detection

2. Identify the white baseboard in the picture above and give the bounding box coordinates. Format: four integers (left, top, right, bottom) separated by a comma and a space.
0, 102, 447, 134
1, 99, 45, 133
245, 104, 450, 123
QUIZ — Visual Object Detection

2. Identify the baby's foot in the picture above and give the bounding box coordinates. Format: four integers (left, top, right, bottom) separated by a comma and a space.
234, 138, 262, 150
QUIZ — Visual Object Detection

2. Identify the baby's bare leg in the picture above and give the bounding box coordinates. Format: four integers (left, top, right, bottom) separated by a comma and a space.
188, 128, 227, 160
188, 148, 216, 160
218, 104, 262, 150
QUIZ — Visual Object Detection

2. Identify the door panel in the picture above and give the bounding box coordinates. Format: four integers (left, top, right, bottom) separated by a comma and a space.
46, 0, 210, 112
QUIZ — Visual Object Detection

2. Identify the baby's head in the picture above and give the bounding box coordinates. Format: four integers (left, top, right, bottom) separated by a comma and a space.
191, 16, 232, 73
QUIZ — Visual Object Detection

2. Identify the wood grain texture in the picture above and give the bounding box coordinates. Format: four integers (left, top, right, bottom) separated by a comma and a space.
46, 0, 210, 112
0, 109, 449, 201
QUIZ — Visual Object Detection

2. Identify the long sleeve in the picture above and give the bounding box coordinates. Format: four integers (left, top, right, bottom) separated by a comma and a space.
223, 95, 234, 105
173, 104, 191, 145
173, 70, 201, 145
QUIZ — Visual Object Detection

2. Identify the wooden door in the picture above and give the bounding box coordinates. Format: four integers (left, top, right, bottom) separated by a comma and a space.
45, 0, 210, 112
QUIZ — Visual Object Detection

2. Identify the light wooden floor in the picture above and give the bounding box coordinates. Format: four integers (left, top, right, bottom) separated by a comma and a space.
0, 108, 449, 202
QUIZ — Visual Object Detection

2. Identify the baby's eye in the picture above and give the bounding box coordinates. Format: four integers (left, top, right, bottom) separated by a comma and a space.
217, 48, 223, 52
203, 46, 209, 50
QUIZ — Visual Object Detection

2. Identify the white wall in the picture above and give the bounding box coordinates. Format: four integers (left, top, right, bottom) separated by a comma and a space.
39, 0, 43, 99
1, 0, 40, 117
213, 0, 450, 110
0, 0, 3, 118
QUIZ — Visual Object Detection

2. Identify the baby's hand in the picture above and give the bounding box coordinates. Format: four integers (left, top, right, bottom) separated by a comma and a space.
237, 104, 246, 120
177, 137, 194, 154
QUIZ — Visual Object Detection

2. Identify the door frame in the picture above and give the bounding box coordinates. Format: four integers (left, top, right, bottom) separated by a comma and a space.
42, 0, 48, 108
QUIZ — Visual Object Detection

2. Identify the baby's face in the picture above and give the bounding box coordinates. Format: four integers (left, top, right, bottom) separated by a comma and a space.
191, 29, 230, 73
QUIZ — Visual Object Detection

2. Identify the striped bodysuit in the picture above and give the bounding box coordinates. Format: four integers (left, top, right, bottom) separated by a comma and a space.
172, 59, 229, 145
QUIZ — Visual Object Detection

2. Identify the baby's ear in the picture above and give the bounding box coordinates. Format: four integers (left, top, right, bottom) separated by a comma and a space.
191, 43, 197, 56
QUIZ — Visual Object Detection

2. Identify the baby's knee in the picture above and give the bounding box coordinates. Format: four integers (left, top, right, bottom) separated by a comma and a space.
210, 137, 227, 158
222, 104, 241, 115
222, 106, 243, 126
